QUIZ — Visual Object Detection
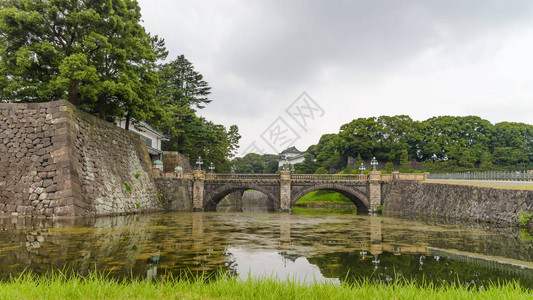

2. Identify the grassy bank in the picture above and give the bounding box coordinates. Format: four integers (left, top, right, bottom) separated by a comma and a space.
1, 274, 531, 300
294, 190, 353, 206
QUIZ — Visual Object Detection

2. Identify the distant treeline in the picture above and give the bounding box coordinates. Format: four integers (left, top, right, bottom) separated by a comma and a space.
233, 115, 533, 174
306, 115, 533, 173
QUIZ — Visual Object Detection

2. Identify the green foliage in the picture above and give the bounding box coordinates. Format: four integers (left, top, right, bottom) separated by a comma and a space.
343, 166, 355, 174
518, 211, 533, 227
135, 203, 140, 209
518, 229, 533, 243
294, 153, 320, 174
135, 173, 141, 179
151, 54, 240, 171
157, 194, 162, 203
377, 205, 383, 214
0, 0, 167, 121
314, 167, 328, 174
398, 150, 411, 173
302, 115, 533, 173
231, 153, 280, 173
385, 162, 394, 174
124, 182, 131, 192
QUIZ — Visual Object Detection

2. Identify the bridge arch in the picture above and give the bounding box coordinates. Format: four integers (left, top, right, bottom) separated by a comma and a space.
203, 183, 279, 211
291, 184, 370, 213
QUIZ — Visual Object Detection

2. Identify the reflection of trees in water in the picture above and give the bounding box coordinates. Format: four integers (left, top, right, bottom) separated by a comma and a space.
382, 215, 533, 262
1, 213, 533, 282
308, 251, 533, 288
0, 214, 231, 280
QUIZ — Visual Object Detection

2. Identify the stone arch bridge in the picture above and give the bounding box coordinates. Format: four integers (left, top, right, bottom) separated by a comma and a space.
189, 171, 427, 212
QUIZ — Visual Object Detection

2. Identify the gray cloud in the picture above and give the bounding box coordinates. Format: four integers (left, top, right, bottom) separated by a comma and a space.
138, 0, 533, 153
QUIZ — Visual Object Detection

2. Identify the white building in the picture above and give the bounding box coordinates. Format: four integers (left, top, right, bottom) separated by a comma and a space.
278, 146, 306, 168
117, 119, 169, 162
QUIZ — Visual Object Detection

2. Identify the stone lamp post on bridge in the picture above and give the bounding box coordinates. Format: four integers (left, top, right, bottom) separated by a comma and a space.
193, 157, 206, 211
369, 157, 381, 213
196, 156, 203, 170
359, 163, 366, 174
208, 162, 215, 174
371, 157, 378, 171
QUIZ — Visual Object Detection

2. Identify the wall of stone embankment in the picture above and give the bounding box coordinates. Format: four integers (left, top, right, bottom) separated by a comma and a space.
0, 100, 163, 217
154, 178, 191, 210
383, 180, 533, 224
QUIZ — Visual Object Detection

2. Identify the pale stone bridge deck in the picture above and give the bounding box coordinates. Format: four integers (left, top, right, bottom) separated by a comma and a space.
186, 171, 428, 212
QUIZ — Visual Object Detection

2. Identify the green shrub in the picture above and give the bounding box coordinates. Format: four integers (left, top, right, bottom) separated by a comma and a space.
343, 166, 355, 174
518, 211, 533, 226
124, 182, 131, 191
385, 162, 394, 174
377, 205, 383, 214
314, 167, 328, 174
135, 203, 140, 209
135, 173, 141, 179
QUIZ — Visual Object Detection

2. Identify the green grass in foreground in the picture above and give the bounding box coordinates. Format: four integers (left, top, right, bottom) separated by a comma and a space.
295, 190, 353, 206
1, 273, 532, 300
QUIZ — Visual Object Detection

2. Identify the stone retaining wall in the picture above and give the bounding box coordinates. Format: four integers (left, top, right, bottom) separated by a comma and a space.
383, 180, 533, 224
154, 178, 192, 210
0, 100, 163, 217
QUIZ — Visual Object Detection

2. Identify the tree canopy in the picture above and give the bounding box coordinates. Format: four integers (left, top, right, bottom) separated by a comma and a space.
295, 115, 533, 174
0, 0, 167, 121
0, 1, 240, 169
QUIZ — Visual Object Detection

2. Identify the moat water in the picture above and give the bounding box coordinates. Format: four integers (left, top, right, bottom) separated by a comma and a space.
1, 207, 533, 288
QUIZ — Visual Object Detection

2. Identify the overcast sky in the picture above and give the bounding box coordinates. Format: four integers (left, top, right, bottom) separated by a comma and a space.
138, 0, 533, 156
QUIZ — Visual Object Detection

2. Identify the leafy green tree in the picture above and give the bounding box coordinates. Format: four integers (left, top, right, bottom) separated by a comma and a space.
294, 153, 320, 174
385, 162, 394, 173
0, 0, 167, 122
263, 154, 281, 173
231, 153, 281, 174
167, 115, 239, 172
399, 150, 411, 173
157, 55, 211, 110
342, 166, 355, 174
151, 54, 240, 169
479, 151, 493, 170
314, 167, 328, 174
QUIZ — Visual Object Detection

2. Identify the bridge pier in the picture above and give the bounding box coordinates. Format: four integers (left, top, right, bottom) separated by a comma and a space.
279, 171, 292, 211
368, 171, 381, 213
192, 170, 205, 211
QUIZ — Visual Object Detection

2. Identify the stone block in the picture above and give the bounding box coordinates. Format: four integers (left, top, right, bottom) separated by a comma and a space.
42, 179, 53, 188
44, 208, 53, 217
45, 184, 57, 193
54, 206, 74, 216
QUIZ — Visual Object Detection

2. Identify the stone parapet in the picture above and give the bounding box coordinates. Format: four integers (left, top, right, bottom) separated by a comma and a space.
383, 180, 533, 224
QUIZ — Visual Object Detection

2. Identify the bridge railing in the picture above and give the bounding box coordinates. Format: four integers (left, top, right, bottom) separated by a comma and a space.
291, 174, 368, 181
427, 171, 533, 181
205, 173, 280, 181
